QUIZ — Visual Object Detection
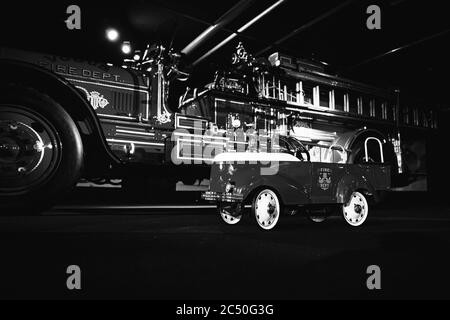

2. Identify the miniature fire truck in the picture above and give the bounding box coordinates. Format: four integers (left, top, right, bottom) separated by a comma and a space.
202, 138, 391, 230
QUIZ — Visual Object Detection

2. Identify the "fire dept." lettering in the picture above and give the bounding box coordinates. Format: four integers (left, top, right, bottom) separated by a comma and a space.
38, 60, 121, 82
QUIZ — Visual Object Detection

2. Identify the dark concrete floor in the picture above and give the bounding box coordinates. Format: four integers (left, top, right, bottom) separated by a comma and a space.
0, 190, 450, 300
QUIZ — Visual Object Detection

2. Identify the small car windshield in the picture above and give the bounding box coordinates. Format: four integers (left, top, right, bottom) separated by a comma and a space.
278, 136, 310, 161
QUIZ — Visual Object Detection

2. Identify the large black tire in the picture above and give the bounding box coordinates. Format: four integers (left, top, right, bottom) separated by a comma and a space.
0, 85, 84, 214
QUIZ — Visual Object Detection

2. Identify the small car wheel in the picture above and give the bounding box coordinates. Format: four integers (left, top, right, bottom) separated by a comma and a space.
342, 191, 369, 227
253, 189, 281, 230
218, 203, 243, 225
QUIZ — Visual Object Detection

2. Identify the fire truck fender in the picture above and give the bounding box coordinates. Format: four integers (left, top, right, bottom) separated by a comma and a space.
335, 173, 378, 205
344, 128, 386, 152
0, 59, 121, 173
334, 127, 398, 172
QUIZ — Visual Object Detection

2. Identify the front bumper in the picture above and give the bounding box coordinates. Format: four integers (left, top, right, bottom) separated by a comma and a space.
201, 191, 244, 203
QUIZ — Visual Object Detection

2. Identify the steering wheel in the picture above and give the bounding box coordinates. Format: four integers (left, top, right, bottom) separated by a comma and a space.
295, 146, 311, 162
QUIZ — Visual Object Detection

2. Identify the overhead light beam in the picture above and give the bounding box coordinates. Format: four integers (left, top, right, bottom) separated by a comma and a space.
256, 1, 352, 56
238, 0, 285, 33
193, 0, 285, 66
347, 28, 450, 71
182, 0, 255, 55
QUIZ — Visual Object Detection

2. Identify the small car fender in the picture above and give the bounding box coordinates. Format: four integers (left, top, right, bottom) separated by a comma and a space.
335, 173, 376, 204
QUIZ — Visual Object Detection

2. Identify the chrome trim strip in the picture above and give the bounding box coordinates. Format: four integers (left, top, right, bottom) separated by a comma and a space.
106, 138, 164, 147
116, 129, 155, 136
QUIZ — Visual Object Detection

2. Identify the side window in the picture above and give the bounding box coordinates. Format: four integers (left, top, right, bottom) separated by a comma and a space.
382, 102, 389, 120
319, 86, 330, 108
392, 105, 398, 122
422, 109, 430, 128
334, 90, 345, 111
375, 99, 384, 119
413, 107, 419, 126
402, 106, 410, 125
348, 93, 359, 114
362, 97, 371, 117
302, 82, 314, 106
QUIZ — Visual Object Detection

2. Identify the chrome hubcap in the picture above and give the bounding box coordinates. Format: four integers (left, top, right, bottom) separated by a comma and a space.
343, 192, 368, 226
0, 121, 45, 174
255, 190, 280, 230
0, 107, 61, 194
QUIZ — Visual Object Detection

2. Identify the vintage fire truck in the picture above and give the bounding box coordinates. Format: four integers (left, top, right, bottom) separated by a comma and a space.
0, 44, 190, 211
177, 44, 435, 191
0, 43, 436, 212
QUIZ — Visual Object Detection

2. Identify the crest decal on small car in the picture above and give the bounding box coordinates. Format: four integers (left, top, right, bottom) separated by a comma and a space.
318, 167, 332, 191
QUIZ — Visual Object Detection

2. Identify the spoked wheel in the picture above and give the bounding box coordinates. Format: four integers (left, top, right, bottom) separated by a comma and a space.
342, 191, 369, 227
218, 202, 243, 225
253, 189, 281, 231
